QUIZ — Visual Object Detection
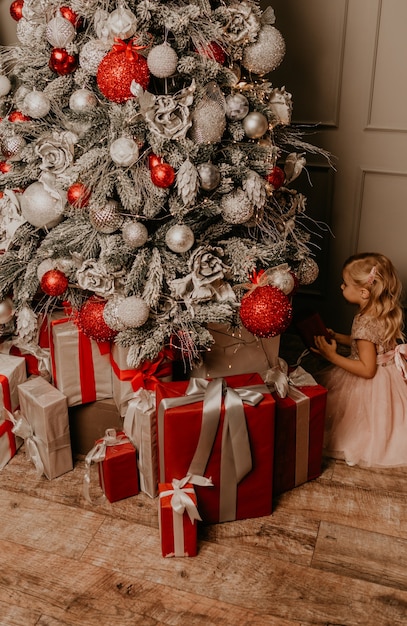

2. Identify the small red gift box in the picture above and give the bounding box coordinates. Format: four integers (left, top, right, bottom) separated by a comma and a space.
84, 429, 139, 503
159, 479, 200, 557
272, 383, 327, 496
110, 344, 172, 417
0, 417, 23, 470
50, 318, 112, 406
156, 373, 275, 524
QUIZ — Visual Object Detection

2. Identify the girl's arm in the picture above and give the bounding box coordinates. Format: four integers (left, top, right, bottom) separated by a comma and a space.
311, 336, 377, 379
328, 329, 352, 347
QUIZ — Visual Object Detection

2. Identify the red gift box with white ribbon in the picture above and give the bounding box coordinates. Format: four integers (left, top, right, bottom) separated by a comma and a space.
0, 417, 23, 470
159, 478, 200, 557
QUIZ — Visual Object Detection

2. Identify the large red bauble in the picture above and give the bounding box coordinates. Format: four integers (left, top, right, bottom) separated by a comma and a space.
49, 48, 78, 75
40, 269, 69, 297
239, 284, 293, 338
8, 110, 31, 122
0, 161, 12, 174
67, 182, 91, 208
266, 166, 285, 190
150, 163, 175, 188
196, 42, 226, 65
76, 296, 118, 342
97, 45, 150, 103
60, 6, 82, 28
10, 0, 24, 21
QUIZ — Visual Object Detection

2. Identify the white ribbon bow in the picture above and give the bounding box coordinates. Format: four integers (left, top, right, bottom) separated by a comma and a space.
264, 358, 318, 398
83, 428, 129, 503
5, 408, 45, 478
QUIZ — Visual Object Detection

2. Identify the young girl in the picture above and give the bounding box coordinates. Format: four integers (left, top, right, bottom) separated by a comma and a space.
313, 252, 407, 467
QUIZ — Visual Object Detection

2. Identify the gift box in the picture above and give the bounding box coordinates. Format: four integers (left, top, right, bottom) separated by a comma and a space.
159, 479, 200, 557
0, 340, 51, 379
294, 311, 331, 350
191, 323, 280, 379
50, 318, 112, 406
272, 381, 327, 496
123, 388, 158, 498
38, 306, 71, 349
0, 353, 27, 414
68, 398, 123, 456
0, 417, 23, 470
111, 344, 172, 417
156, 373, 275, 524
15, 376, 73, 479
84, 429, 139, 503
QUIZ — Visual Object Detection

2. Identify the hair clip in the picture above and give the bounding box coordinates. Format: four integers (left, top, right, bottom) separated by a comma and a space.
367, 265, 377, 285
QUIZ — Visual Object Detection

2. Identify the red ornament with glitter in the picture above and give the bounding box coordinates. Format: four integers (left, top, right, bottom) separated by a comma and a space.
10, 0, 24, 21
67, 182, 91, 208
8, 111, 31, 122
49, 48, 78, 75
40, 269, 69, 297
266, 166, 285, 190
59, 6, 83, 28
97, 38, 150, 104
76, 296, 118, 342
239, 270, 293, 338
150, 163, 175, 188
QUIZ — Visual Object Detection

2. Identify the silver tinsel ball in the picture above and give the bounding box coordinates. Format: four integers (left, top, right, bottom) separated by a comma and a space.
147, 43, 178, 78
0, 75, 11, 97
297, 258, 320, 285
243, 112, 269, 138
89, 200, 123, 233
122, 221, 148, 248
16, 18, 44, 46
165, 225, 195, 253
69, 88, 98, 112
45, 15, 76, 48
0, 134, 26, 160
116, 296, 150, 328
225, 93, 249, 121
221, 189, 254, 224
0, 297, 15, 325
79, 40, 109, 75
242, 25, 286, 75
109, 137, 139, 167
190, 101, 226, 144
197, 162, 221, 191
23, 91, 51, 118
20, 181, 65, 228
103, 295, 127, 331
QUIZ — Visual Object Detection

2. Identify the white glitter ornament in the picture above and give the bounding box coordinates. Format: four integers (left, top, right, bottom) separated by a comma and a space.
165, 225, 195, 253
106, 7, 137, 40
46, 15, 76, 48
243, 111, 269, 138
0, 134, 27, 160
122, 221, 148, 248
116, 296, 150, 328
0, 297, 15, 324
20, 181, 65, 228
22, 91, 51, 118
190, 82, 226, 144
268, 266, 295, 295
0, 75, 11, 97
79, 40, 110, 75
109, 137, 139, 167
221, 189, 254, 224
225, 93, 249, 121
69, 88, 98, 112
147, 43, 178, 78
242, 25, 286, 75
197, 162, 221, 191
103, 295, 127, 331
89, 199, 123, 233
297, 258, 319, 285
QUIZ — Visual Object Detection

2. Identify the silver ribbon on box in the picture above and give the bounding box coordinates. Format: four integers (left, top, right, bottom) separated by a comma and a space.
159, 475, 202, 557
5, 408, 45, 478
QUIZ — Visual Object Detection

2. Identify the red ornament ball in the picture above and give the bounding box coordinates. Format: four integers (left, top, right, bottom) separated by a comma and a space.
266, 166, 285, 190
196, 42, 226, 65
239, 285, 293, 338
0, 161, 12, 174
97, 44, 150, 103
40, 269, 69, 297
150, 163, 175, 188
67, 182, 91, 208
148, 153, 163, 170
76, 296, 118, 342
8, 110, 31, 122
49, 48, 78, 75
10, 0, 24, 21
60, 6, 82, 28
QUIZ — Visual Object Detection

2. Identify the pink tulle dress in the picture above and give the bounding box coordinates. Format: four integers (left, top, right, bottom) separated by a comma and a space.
316, 313, 407, 467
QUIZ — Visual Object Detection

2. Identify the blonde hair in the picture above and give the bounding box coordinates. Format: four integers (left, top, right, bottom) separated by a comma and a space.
343, 252, 405, 345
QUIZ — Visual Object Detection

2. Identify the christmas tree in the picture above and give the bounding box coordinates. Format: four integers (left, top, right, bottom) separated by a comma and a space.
0, 0, 327, 370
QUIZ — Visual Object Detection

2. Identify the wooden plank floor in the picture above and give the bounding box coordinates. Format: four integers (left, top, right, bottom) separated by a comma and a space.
2, 337, 407, 625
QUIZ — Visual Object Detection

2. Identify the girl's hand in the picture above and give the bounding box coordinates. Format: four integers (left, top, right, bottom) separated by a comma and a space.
311, 335, 338, 361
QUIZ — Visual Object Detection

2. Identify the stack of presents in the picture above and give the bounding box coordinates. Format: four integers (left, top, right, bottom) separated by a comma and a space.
0, 314, 327, 558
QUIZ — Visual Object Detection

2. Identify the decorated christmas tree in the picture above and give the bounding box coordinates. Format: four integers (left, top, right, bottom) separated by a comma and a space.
0, 0, 326, 370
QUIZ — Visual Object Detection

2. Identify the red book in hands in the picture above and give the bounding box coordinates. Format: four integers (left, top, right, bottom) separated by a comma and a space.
295, 311, 331, 350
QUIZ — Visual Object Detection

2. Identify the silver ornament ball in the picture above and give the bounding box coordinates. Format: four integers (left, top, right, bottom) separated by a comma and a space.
221, 189, 254, 224
242, 25, 286, 75
165, 225, 195, 253
0, 75, 12, 97
20, 181, 65, 228
147, 43, 178, 78
122, 221, 148, 248
243, 111, 269, 139
103, 295, 127, 331
225, 93, 249, 121
297, 258, 320, 285
109, 137, 139, 167
45, 15, 76, 48
89, 200, 123, 234
116, 296, 150, 328
0, 298, 15, 325
69, 88, 98, 112
79, 40, 109, 75
23, 91, 51, 118
197, 162, 221, 191
0, 134, 26, 160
